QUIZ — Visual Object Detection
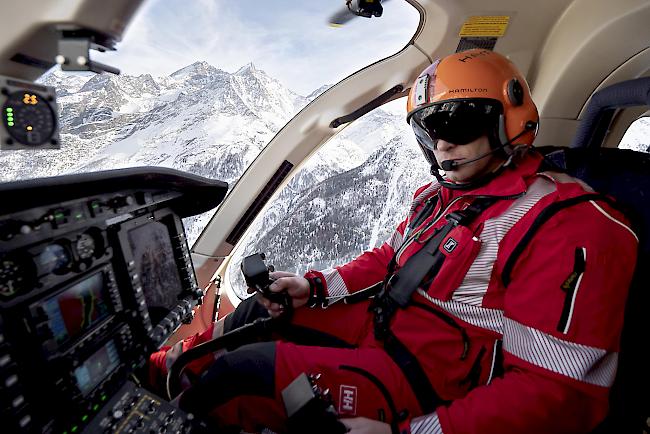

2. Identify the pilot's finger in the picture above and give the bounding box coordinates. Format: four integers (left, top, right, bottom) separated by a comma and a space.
268, 278, 290, 293
269, 271, 297, 280
268, 304, 285, 318
246, 286, 256, 294
256, 293, 271, 309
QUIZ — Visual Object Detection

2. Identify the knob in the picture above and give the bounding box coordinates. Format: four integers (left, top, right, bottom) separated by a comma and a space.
109, 195, 135, 209
0, 220, 21, 241
181, 309, 195, 324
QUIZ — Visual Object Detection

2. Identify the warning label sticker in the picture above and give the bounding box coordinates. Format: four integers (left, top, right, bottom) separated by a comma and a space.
459, 16, 510, 37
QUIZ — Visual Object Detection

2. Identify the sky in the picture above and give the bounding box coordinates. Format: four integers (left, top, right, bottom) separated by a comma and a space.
94, 0, 420, 95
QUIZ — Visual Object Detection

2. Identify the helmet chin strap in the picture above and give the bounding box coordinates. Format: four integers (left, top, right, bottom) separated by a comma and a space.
432, 120, 536, 190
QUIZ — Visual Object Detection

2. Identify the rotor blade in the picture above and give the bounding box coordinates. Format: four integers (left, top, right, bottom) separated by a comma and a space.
327, 6, 357, 27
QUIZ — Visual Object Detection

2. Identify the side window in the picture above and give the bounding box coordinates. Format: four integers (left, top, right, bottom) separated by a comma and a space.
227, 99, 431, 299
619, 116, 650, 153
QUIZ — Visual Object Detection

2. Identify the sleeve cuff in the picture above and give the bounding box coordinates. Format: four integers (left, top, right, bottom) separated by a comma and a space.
305, 268, 351, 305
304, 270, 327, 306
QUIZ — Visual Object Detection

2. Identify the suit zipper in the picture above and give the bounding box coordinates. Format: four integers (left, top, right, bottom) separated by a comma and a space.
557, 247, 586, 334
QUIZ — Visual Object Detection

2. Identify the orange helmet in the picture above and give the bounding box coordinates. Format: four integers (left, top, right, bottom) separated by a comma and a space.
406, 50, 539, 171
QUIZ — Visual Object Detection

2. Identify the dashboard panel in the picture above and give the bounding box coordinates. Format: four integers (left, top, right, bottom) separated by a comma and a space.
0, 167, 226, 433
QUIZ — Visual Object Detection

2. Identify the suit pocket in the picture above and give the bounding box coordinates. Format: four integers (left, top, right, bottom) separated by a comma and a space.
424, 225, 482, 301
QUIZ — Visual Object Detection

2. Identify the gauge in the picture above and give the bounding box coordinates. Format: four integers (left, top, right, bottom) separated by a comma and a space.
0, 253, 35, 298
37, 243, 72, 275
2, 90, 56, 146
75, 232, 96, 259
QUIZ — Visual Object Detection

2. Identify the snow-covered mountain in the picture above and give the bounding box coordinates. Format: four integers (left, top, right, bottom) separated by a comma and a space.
1, 62, 312, 183
620, 117, 650, 153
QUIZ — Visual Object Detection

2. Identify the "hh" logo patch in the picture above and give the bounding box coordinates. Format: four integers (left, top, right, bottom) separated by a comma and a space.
443, 237, 458, 253
339, 385, 358, 416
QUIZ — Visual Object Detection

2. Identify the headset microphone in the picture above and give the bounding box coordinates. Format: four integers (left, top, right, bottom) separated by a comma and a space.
440, 143, 509, 171
440, 160, 457, 171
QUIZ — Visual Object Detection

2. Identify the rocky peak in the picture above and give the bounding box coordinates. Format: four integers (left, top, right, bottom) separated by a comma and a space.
79, 73, 117, 93
234, 62, 257, 75
306, 84, 332, 101
170, 61, 222, 79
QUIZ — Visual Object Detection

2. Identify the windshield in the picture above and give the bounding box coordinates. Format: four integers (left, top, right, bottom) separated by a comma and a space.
0, 0, 419, 245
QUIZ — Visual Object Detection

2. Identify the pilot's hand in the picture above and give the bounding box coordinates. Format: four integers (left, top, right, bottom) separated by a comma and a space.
341, 417, 391, 434
247, 271, 310, 317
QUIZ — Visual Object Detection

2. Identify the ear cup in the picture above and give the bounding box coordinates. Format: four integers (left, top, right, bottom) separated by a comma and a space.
507, 79, 524, 106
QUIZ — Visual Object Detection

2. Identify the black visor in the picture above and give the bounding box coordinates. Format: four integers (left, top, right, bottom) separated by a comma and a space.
409, 100, 502, 150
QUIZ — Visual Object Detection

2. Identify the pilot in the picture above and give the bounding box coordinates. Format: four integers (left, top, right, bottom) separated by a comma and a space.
148, 49, 638, 434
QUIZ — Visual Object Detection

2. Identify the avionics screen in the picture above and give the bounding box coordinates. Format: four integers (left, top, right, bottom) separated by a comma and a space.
127, 221, 183, 325
42, 272, 110, 345
73, 339, 120, 396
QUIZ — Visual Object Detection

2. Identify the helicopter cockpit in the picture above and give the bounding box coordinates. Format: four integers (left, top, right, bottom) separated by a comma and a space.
1, 1, 649, 433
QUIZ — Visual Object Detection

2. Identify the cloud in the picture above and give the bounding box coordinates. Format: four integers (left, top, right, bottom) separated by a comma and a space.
94, 0, 419, 95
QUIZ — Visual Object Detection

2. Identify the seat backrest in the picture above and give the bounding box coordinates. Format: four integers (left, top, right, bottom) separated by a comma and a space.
561, 76, 650, 433
540, 145, 650, 433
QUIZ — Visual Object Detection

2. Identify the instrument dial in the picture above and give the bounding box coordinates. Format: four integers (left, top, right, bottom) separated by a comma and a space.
75, 233, 96, 259
0, 253, 35, 298
2, 91, 56, 146
37, 243, 72, 275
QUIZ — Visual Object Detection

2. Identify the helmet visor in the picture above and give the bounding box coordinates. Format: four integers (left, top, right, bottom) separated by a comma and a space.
409, 100, 502, 150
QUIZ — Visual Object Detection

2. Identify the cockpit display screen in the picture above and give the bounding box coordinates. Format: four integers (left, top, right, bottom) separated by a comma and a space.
73, 339, 120, 396
127, 221, 183, 325
42, 271, 110, 345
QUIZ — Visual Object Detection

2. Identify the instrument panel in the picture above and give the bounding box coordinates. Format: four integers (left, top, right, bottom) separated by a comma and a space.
0, 167, 227, 433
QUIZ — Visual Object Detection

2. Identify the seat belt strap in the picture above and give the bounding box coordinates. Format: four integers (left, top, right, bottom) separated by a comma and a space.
383, 331, 447, 414
373, 197, 497, 339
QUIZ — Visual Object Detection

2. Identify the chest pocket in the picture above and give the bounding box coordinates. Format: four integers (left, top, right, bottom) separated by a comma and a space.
423, 224, 482, 301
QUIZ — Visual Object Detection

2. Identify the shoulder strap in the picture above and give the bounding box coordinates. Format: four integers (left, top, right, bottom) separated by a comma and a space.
386, 196, 498, 308
406, 195, 439, 236
373, 196, 498, 338
501, 193, 616, 287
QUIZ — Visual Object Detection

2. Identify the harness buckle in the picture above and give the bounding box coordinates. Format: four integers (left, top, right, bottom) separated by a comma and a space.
445, 211, 466, 225
372, 291, 399, 341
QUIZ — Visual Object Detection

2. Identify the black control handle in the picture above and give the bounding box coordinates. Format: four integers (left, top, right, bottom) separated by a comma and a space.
241, 253, 292, 309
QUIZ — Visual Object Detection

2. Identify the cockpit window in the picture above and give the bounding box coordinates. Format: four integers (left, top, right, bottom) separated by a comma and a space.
0, 1, 419, 246
619, 116, 650, 153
